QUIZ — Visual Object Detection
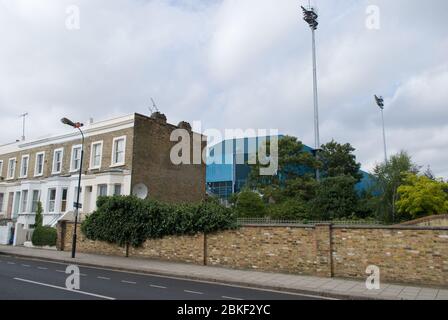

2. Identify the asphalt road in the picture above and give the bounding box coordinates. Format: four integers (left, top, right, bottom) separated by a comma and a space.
0, 255, 328, 300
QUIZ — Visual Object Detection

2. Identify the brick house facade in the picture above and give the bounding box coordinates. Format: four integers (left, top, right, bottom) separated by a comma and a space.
0, 113, 205, 227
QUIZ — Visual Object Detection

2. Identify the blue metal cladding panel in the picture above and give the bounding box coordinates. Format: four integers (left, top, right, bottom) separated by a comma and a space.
206, 163, 233, 183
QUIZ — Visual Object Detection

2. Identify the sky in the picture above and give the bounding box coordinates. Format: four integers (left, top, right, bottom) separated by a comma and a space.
0, 0, 447, 177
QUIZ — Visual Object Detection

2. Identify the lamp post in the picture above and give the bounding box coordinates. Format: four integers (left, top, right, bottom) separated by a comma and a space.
374, 95, 388, 163
301, 4, 321, 181
61, 117, 84, 259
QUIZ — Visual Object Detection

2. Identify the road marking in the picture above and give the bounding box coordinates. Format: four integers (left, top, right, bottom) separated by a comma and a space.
222, 296, 243, 300
14, 278, 115, 300
150, 284, 167, 289
56, 270, 65, 273
97, 276, 110, 280
37, 267, 48, 270
121, 280, 136, 284
7, 262, 16, 265
184, 290, 203, 295
22, 264, 31, 268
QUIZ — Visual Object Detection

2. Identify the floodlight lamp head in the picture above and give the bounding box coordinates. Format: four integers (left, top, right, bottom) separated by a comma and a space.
301, 6, 318, 30
374, 95, 385, 109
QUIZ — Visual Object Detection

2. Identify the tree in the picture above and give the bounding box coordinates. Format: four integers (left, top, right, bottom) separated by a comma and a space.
320, 140, 362, 183
396, 174, 448, 219
267, 197, 309, 220
248, 136, 318, 203
235, 190, 266, 217
309, 175, 359, 220
34, 202, 43, 228
248, 136, 318, 192
372, 151, 419, 223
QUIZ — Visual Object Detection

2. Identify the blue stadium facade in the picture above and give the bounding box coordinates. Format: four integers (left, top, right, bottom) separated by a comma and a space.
206, 136, 372, 199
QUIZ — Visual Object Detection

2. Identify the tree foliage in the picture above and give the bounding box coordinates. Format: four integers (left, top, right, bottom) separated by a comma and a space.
81, 196, 237, 250
235, 190, 266, 217
320, 140, 362, 183
309, 175, 359, 220
372, 151, 419, 223
396, 174, 448, 219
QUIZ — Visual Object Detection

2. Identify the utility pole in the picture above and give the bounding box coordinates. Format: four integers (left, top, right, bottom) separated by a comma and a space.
301, 4, 321, 181
374, 95, 388, 163
19, 113, 28, 141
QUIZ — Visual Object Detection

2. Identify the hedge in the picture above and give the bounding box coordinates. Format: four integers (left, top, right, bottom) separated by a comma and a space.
32, 226, 57, 247
81, 196, 237, 250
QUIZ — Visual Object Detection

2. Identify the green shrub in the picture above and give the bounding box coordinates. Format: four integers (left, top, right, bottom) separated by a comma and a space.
33, 202, 43, 228
267, 198, 310, 220
81, 196, 237, 250
32, 226, 57, 247
235, 190, 266, 217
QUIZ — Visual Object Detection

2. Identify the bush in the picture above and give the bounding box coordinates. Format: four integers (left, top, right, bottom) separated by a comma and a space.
267, 198, 310, 220
32, 226, 57, 247
81, 196, 237, 250
235, 190, 266, 217
309, 175, 359, 220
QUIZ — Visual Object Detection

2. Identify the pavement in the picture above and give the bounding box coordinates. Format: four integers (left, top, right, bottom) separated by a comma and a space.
1, 245, 448, 300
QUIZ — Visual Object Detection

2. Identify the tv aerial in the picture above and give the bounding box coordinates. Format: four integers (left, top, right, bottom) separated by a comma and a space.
148, 97, 160, 114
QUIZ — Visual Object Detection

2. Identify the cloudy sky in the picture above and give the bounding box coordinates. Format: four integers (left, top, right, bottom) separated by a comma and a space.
0, 0, 447, 177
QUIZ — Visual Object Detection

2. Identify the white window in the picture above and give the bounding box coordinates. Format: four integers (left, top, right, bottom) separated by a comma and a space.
20, 155, 30, 178
21, 190, 28, 213
70, 145, 82, 172
114, 184, 122, 196
90, 141, 103, 169
0, 193, 4, 212
52, 148, 64, 174
97, 184, 108, 197
7, 158, 16, 179
0, 160, 3, 177
13, 192, 21, 217
48, 188, 57, 213
31, 190, 40, 213
34, 152, 45, 176
111, 136, 126, 166
61, 188, 68, 212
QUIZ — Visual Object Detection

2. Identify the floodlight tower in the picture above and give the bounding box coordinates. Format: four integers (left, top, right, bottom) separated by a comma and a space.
374, 95, 388, 163
301, 4, 321, 181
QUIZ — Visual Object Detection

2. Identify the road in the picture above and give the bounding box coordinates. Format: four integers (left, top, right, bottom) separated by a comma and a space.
0, 255, 328, 300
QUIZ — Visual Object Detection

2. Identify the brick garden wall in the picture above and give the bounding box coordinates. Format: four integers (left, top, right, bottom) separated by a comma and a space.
58, 222, 448, 287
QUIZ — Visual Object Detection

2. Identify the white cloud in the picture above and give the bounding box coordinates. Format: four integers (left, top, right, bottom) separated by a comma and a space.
0, 0, 447, 178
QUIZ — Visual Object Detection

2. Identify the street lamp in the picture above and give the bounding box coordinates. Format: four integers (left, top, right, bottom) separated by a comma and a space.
374, 95, 388, 163
301, 4, 321, 181
61, 117, 84, 259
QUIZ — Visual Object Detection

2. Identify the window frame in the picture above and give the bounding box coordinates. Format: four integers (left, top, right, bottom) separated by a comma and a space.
52, 148, 64, 174
70, 144, 83, 173
0, 193, 4, 212
89, 141, 103, 170
110, 136, 126, 167
47, 188, 57, 213
20, 154, 30, 178
31, 190, 40, 213
97, 184, 108, 197
34, 152, 45, 177
7, 158, 16, 180
20, 190, 29, 213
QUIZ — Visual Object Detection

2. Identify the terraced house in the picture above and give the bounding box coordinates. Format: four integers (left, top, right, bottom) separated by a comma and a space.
0, 113, 205, 228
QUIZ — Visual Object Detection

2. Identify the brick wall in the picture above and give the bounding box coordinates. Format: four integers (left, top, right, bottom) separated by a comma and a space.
58, 222, 448, 287
131, 114, 206, 204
